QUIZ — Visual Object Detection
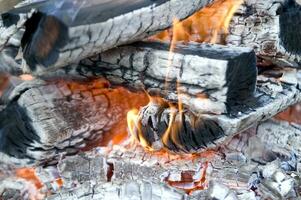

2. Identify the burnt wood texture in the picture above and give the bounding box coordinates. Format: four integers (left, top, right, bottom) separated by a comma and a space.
83, 41, 258, 114
227, 0, 301, 67
0, 0, 213, 75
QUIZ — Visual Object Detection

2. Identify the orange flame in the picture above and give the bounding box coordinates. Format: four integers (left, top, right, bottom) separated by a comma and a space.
153, 0, 243, 44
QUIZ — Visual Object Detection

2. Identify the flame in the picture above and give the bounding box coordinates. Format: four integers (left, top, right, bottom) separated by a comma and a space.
152, 0, 243, 44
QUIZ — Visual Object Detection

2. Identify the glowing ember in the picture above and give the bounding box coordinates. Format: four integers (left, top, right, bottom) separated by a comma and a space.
275, 104, 301, 124
165, 162, 209, 194
152, 0, 243, 44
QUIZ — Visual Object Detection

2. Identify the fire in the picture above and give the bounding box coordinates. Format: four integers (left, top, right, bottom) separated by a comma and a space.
152, 0, 243, 44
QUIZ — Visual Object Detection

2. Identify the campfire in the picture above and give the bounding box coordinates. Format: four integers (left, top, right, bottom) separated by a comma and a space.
0, 0, 301, 199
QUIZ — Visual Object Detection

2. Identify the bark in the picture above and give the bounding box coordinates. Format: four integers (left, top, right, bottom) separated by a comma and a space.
0, 77, 148, 166
0, 67, 299, 165
0, 0, 213, 75
89, 41, 257, 114
130, 74, 301, 153
227, 0, 301, 68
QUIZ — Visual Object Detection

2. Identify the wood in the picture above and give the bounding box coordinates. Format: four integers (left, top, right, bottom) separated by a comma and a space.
0, 0, 213, 75
0, 67, 299, 165
32, 121, 301, 199
91, 41, 257, 114
0, 77, 148, 166
227, 0, 301, 67
131, 74, 301, 153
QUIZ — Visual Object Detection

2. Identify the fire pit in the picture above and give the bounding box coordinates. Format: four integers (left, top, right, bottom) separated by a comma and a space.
0, 0, 300, 199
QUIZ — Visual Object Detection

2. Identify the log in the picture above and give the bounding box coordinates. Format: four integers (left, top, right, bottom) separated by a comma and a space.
0, 66, 300, 165
227, 0, 301, 67
91, 41, 257, 114
0, 77, 149, 166
130, 75, 301, 153
0, 0, 213, 75
40, 122, 300, 199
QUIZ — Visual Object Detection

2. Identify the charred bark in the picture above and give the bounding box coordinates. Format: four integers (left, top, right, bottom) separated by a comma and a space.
82, 41, 257, 114
227, 0, 301, 67
131, 77, 301, 153
0, 77, 145, 166
0, 0, 213, 75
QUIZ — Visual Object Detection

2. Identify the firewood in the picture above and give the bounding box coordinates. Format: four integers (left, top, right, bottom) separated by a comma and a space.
0, 66, 299, 165
43, 121, 300, 199
131, 76, 301, 153
0, 77, 148, 166
227, 0, 301, 68
82, 41, 257, 114
0, 0, 213, 75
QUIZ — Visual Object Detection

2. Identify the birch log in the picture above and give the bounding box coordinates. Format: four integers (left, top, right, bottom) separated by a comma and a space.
0, 0, 213, 75
92, 41, 257, 114
227, 0, 301, 68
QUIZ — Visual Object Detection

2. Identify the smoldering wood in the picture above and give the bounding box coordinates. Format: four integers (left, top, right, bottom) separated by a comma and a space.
132, 75, 301, 153
0, 67, 300, 165
0, 0, 214, 75
88, 41, 257, 114
227, 0, 301, 68
0, 77, 126, 166
42, 121, 300, 200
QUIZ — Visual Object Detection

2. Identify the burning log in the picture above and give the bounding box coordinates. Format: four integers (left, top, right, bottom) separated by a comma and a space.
0, 65, 300, 164
91, 41, 257, 114
227, 0, 301, 67
0, 77, 148, 166
0, 0, 213, 75
42, 120, 300, 199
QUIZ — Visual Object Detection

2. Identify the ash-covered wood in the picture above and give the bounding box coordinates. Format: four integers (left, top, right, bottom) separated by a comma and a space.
131, 73, 301, 153
40, 120, 301, 200
0, 0, 214, 75
0, 77, 148, 166
227, 0, 301, 67
89, 41, 257, 114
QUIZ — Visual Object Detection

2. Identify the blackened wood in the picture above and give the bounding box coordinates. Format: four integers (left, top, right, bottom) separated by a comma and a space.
131, 75, 301, 153
0, 78, 128, 166
0, 0, 213, 75
83, 41, 257, 114
227, 0, 301, 68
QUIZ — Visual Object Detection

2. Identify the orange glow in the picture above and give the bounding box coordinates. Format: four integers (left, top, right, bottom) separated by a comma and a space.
152, 0, 243, 44
275, 104, 301, 124
15, 168, 43, 189
166, 162, 209, 194
20, 74, 34, 81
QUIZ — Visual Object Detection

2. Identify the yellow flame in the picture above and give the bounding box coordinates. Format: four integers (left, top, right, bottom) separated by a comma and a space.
127, 108, 155, 151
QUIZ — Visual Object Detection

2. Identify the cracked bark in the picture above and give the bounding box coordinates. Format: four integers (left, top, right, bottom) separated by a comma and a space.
40, 120, 301, 200
88, 41, 258, 114
0, 0, 214, 75
0, 65, 300, 164
227, 0, 301, 67
0, 77, 148, 166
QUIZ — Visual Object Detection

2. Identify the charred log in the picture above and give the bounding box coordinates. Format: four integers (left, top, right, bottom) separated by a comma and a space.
129, 75, 301, 153
0, 77, 148, 166
227, 0, 301, 67
82, 41, 258, 114
0, 0, 213, 75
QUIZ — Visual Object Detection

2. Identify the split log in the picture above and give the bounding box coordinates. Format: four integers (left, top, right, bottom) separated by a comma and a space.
0, 0, 213, 75
130, 76, 301, 153
91, 41, 257, 114
0, 66, 300, 165
0, 77, 148, 166
227, 0, 301, 67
